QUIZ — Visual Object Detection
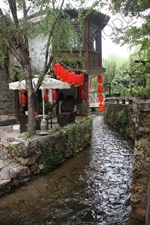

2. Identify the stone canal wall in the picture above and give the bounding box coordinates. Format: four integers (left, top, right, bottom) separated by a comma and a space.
0, 117, 92, 197
105, 98, 150, 225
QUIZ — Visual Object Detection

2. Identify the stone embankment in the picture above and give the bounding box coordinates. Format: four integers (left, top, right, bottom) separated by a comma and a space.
0, 117, 92, 197
0, 125, 56, 196
105, 97, 150, 225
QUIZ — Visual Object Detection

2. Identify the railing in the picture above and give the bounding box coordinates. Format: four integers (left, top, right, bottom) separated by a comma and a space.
105, 97, 150, 115
105, 97, 136, 105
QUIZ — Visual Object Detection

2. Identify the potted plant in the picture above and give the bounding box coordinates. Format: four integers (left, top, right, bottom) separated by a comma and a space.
40, 101, 57, 115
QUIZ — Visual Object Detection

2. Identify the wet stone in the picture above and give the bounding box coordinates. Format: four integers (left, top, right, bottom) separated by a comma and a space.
9, 165, 30, 179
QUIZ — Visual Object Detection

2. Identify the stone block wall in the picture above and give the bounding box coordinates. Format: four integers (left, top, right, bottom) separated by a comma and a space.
105, 101, 135, 140
0, 67, 16, 123
146, 181, 150, 225
105, 98, 150, 225
0, 117, 92, 197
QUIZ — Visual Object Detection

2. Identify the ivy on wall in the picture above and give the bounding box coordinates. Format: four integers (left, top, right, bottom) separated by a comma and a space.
58, 117, 93, 156
40, 117, 93, 174
117, 109, 128, 138
40, 139, 65, 174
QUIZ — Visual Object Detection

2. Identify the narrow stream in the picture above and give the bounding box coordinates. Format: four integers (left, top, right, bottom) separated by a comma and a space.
0, 115, 134, 225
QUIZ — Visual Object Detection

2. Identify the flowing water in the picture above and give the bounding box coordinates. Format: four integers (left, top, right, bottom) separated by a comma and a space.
0, 115, 134, 225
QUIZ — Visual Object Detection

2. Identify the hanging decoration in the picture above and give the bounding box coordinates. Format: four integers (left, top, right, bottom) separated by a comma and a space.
53, 63, 85, 87
44, 89, 49, 101
99, 103, 105, 112
80, 90, 86, 101
97, 75, 103, 83
97, 74, 105, 112
80, 84, 84, 91
98, 93, 104, 102
97, 84, 103, 93
54, 63, 61, 78
52, 89, 58, 101
20, 89, 27, 106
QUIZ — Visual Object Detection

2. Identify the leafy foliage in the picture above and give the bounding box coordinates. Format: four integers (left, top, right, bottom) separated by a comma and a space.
92, 0, 150, 67
40, 101, 56, 113
106, 0, 150, 57
0, 0, 96, 135
41, 117, 93, 174
40, 140, 65, 174
117, 110, 127, 124
100, 54, 130, 95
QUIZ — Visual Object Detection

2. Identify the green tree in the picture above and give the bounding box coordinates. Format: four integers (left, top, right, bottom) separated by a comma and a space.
102, 54, 130, 95
90, 54, 130, 96
103, 55, 117, 88
91, 0, 150, 63
107, 0, 150, 55
90, 0, 150, 96
0, 0, 93, 135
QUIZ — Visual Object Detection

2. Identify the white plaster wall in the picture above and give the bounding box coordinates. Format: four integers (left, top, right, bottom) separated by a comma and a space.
28, 34, 51, 72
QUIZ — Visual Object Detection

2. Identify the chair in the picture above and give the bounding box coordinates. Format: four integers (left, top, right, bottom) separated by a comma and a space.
57, 100, 77, 127
18, 115, 41, 132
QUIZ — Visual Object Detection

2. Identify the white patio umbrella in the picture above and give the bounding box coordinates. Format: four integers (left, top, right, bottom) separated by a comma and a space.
9, 75, 71, 132
9, 76, 71, 90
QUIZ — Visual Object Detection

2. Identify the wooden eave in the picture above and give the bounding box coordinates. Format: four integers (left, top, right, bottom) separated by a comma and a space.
65, 9, 110, 30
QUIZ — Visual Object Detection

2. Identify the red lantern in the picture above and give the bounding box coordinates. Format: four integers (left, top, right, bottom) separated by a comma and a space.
66, 70, 71, 84
80, 90, 86, 101
52, 90, 58, 100
44, 89, 49, 101
20, 89, 27, 106
98, 94, 104, 102
99, 103, 105, 112
62, 69, 68, 82
54, 63, 61, 78
59, 66, 65, 81
44, 94, 49, 101
20, 95, 26, 106
80, 84, 84, 91
80, 73, 84, 84
98, 84, 103, 93
76, 74, 82, 86
98, 75, 103, 83
74, 74, 80, 86
20, 89, 26, 95
70, 72, 76, 85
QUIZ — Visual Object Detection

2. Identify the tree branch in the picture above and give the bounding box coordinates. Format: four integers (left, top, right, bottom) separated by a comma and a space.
8, 0, 19, 29
0, 7, 21, 55
22, 0, 29, 44
43, 0, 65, 74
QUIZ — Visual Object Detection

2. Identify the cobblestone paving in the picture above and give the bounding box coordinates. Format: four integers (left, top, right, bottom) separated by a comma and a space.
0, 115, 134, 225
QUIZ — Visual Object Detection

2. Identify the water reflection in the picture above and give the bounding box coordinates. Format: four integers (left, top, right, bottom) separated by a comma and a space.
0, 115, 133, 225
